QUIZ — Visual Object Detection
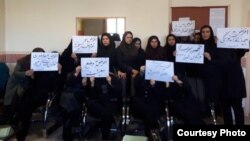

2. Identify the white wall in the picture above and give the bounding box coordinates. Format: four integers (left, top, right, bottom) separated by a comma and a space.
0, 0, 4, 52
5, 0, 170, 52
242, 0, 250, 26
4, 0, 250, 53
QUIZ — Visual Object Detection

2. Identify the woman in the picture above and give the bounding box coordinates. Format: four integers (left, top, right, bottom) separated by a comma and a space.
116, 31, 140, 79
164, 34, 204, 124
199, 25, 223, 122
131, 37, 146, 98
213, 31, 248, 125
60, 39, 93, 90
131, 36, 166, 140
61, 33, 122, 140
87, 33, 122, 139
11, 48, 61, 141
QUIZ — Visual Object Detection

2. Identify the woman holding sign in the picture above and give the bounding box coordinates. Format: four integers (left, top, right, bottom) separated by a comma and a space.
86, 33, 122, 140
214, 28, 249, 125
61, 33, 122, 140
11, 48, 61, 141
115, 31, 145, 135
130, 35, 167, 140
164, 34, 204, 124
199, 25, 223, 124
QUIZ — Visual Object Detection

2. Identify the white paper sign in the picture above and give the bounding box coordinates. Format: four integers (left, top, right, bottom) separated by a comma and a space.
176, 44, 204, 64
179, 17, 190, 21
81, 58, 109, 77
217, 28, 250, 49
145, 60, 174, 82
209, 8, 226, 35
31, 52, 59, 71
172, 20, 195, 36
72, 36, 98, 53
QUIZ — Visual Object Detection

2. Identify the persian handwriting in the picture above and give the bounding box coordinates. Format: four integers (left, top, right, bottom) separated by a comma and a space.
81, 58, 109, 78
72, 36, 98, 53
176, 44, 204, 64
31, 52, 59, 71
217, 28, 250, 49
172, 21, 195, 36
145, 60, 174, 82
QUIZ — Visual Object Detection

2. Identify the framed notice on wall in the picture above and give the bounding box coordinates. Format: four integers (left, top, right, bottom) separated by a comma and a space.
171, 6, 228, 32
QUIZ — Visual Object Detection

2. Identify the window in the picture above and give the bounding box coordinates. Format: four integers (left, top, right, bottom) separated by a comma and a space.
106, 18, 125, 39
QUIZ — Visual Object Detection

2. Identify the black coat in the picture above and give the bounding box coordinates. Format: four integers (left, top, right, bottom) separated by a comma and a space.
215, 49, 248, 99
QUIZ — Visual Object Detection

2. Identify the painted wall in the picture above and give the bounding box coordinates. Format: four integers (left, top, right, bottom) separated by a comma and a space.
170, 0, 246, 27
0, 0, 4, 52
4, 0, 249, 53
4, 0, 170, 52
242, 0, 250, 26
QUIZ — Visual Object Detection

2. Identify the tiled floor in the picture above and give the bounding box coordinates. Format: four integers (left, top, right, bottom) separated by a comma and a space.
5, 115, 250, 141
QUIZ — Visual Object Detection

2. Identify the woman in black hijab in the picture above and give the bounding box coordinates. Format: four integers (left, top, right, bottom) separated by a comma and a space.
87, 33, 122, 140
61, 33, 122, 141
116, 31, 140, 79
13, 48, 61, 141
60, 39, 93, 90
164, 34, 204, 124
199, 25, 223, 123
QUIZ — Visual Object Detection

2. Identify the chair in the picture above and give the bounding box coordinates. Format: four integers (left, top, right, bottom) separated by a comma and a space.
0, 62, 9, 99
31, 91, 61, 138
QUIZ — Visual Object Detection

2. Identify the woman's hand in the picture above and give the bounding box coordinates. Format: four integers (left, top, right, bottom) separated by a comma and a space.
91, 53, 97, 57
82, 77, 87, 86
71, 53, 78, 62
173, 50, 176, 57
74, 66, 81, 77
204, 52, 211, 61
118, 71, 126, 79
150, 80, 156, 87
90, 77, 95, 87
172, 75, 183, 86
132, 69, 139, 78
140, 65, 145, 72
106, 76, 112, 86
58, 63, 62, 74
165, 82, 169, 88
25, 69, 34, 79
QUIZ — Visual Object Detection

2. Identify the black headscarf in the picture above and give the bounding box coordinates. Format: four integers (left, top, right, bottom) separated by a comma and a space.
199, 25, 216, 53
17, 47, 45, 71
97, 33, 116, 58
119, 31, 138, 57
132, 37, 142, 49
165, 34, 177, 62
145, 35, 166, 61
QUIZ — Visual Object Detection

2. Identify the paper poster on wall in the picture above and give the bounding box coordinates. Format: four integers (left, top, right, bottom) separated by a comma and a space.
81, 58, 109, 77
217, 27, 250, 49
145, 60, 174, 82
176, 44, 204, 64
31, 52, 59, 71
209, 8, 226, 35
72, 36, 98, 53
178, 17, 190, 21
172, 20, 195, 36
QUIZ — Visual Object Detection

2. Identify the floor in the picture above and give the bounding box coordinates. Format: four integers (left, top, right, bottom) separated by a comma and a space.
4, 115, 250, 141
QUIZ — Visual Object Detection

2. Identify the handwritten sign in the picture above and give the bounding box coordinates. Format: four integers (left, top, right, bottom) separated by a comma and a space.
81, 58, 109, 78
72, 36, 98, 53
217, 28, 250, 49
172, 20, 195, 36
176, 44, 204, 64
31, 52, 59, 71
145, 60, 174, 82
